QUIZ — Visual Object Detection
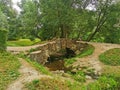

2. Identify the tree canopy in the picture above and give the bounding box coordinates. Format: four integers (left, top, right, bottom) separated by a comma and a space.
0, 0, 120, 43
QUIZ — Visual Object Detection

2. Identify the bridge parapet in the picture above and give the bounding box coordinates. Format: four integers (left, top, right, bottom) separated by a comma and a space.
30, 38, 87, 64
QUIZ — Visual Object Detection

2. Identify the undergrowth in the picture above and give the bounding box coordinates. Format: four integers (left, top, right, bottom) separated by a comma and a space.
0, 52, 20, 90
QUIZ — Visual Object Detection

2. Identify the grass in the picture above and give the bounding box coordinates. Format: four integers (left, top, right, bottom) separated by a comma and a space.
24, 77, 85, 90
0, 52, 20, 90
77, 44, 95, 58
7, 38, 41, 46
87, 76, 118, 90
67, 71, 86, 83
99, 48, 120, 66
101, 66, 120, 89
64, 58, 77, 67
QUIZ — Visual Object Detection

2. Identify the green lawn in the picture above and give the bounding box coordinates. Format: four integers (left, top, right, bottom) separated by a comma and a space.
0, 52, 20, 90
99, 48, 120, 66
7, 38, 41, 46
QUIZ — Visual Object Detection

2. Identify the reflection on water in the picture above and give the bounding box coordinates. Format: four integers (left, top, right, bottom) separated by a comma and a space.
45, 60, 68, 71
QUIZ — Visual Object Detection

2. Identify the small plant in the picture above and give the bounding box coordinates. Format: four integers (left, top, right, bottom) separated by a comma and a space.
99, 48, 120, 66
72, 71, 86, 82
67, 71, 86, 83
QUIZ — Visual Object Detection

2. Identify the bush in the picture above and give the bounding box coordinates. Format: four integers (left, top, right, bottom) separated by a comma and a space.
0, 28, 8, 51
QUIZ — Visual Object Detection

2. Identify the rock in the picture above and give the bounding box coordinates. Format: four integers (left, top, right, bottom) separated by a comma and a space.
85, 75, 92, 80
75, 50, 80, 55
62, 73, 71, 78
97, 72, 102, 76
77, 68, 82, 71
71, 68, 77, 73
59, 70, 64, 73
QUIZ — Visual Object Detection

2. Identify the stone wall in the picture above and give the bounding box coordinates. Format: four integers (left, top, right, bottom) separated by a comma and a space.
30, 38, 88, 65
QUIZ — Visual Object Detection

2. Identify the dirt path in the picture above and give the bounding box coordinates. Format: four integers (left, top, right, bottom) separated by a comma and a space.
7, 58, 51, 90
75, 42, 120, 71
74, 42, 120, 84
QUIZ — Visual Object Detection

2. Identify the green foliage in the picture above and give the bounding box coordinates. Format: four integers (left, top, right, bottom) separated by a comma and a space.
66, 80, 86, 90
7, 38, 41, 46
0, 29, 8, 51
87, 76, 118, 90
77, 45, 95, 58
72, 71, 86, 83
99, 48, 120, 66
0, 9, 8, 51
103, 2, 120, 44
0, 52, 20, 90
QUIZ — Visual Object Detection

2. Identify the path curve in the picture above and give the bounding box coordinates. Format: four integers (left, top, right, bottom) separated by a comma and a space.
75, 42, 120, 70
74, 42, 120, 84
7, 58, 51, 90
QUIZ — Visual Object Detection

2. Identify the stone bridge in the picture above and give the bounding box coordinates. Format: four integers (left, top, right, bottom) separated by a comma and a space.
29, 38, 87, 64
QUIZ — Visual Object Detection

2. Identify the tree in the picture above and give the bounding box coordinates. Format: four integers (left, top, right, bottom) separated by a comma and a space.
0, 0, 19, 40
86, 0, 113, 41
0, 9, 8, 51
103, 2, 120, 43
39, 0, 77, 39
18, 0, 41, 40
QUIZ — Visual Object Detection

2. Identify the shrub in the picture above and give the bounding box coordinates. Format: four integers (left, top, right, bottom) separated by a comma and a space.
0, 28, 8, 51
